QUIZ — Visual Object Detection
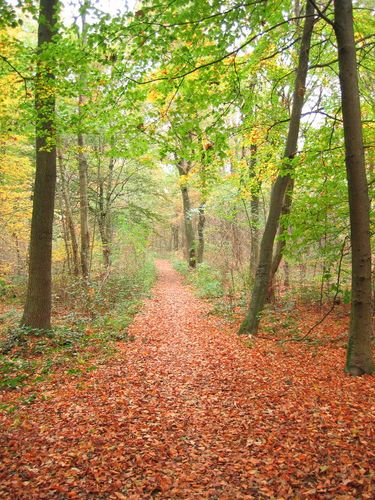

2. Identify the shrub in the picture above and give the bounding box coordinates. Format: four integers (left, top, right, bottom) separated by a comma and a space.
174, 260, 224, 299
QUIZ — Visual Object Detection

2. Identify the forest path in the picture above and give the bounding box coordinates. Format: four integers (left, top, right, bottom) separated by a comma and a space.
1, 260, 374, 498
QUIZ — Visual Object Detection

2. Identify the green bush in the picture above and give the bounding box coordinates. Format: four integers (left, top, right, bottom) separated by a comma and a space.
173, 260, 189, 277
0, 256, 157, 393
0, 278, 17, 299
174, 260, 224, 299
192, 263, 224, 298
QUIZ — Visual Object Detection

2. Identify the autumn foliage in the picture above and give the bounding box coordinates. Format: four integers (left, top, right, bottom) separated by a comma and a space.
1, 262, 373, 498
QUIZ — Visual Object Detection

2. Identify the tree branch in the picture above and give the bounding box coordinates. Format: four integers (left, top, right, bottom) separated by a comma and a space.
127, 14, 316, 85
307, 0, 334, 27
0, 54, 31, 94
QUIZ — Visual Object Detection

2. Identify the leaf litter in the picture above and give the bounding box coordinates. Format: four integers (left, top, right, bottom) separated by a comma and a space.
0, 260, 374, 498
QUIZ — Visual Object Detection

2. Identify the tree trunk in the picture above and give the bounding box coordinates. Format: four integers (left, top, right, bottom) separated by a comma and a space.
13, 233, 24, 275
58, 150, 80, 275
58, 187, 72, 274
177, 161, 196, 268
78, 106, 90, 278
284, 260, 290, 287
181, 184, 196, 268
96, 156, 113, 269
267, 177, 294, 300
197, 203, 205, 264
249, 144, 260, 278
104, 157, 114, 268
98, 215, 111, 268
171, 224, 179, 251
77, 5, 90, 278
333, 0, 374, 374
239, 1, 315, 334
97, 193, 111, 269
197, 145, 208, 265
21, 0, 58, 330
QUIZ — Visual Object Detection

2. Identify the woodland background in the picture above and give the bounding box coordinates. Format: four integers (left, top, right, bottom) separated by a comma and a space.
0, 0, 374, 387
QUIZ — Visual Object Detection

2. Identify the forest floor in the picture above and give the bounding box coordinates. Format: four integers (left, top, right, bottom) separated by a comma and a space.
0, 260, 374, 499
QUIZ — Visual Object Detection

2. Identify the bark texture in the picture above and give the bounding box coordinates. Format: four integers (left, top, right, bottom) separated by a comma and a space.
58, 150, 79, 275
239, 1, 315, 334
171, 224, 179, 251
197, 146, 208, 265
197, 203, 206, 264
97, 158, 114, 269
267, 178, 294, 300
78, 124, 90, 278
177, 161, 196, 268
333, 0, 374, 374
249, 143, 260, 278
21, 0, 58, 329
77, 5, 90, 278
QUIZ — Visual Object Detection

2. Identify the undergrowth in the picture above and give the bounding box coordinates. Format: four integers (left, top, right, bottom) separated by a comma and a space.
173, 260, 248, 319
173, 261, 224, 299
173, 259, 351, 347
0, 258, 156, 403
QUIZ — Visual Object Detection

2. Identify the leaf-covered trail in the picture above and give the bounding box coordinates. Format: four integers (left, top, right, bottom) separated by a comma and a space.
1, 260, 374, 498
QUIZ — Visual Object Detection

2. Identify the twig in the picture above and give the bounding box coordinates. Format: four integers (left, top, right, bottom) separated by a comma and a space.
126, 14, 316, 85
280, 236, 349, 344
0, 54, 31, 95
307, 0, 334, 27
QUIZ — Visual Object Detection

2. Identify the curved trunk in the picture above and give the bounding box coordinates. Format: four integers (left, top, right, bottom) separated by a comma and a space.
249, 143, 260, 278
267, 178, 294, 300
239, 1, 315, 334
58, 150, 79, 275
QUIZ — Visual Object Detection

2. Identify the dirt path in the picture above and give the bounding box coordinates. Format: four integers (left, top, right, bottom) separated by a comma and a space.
0, 260, 374, 498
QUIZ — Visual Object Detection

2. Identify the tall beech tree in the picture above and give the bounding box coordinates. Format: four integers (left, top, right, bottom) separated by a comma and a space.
21, 0, 59, 329
58, 149, 80, 275
248, 143, 260, 279
332, 0, 374, 374
96, 153, 115, 269
239, 1, 315, 334
267, 177, 294, 300
177, 160, 196, 268
77, 2, 90, 278
197, 143, 210, 265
